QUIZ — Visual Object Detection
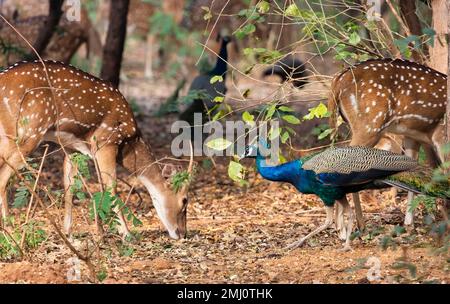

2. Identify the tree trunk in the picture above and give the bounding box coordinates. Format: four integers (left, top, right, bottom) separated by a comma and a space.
399, 0, 425, 61
429, 0, 448, 73
100, 0, 130, 88
30, 0, 64, 60
399, 1, 422, 36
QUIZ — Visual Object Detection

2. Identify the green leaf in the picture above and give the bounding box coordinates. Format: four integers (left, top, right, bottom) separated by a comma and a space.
284, 126, 297, 135
257, 1, 270, 14
278, 105, 294, 112
280, 131, 290, 143
242, 111, 255, 125
422, 27, 436, 47
303, 103, 329, 120
75, 191, 86, 200
318, 128, 333, 140
265, 103, 277, 120
213, 96, 224, 103
348, 32, 360, 45
210, 75, 223, 84
282, 115, 301, 124
206, 138, 233, 151
201, 6, 212, 20
269, 125, 281, 140
228, 161, 248, 186
285, 3, 300, 17
235, 23, 256, 39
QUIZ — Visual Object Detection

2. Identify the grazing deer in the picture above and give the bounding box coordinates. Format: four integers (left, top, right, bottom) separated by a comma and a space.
0, 60, 193, 239
0, 7, 102, 66
329, 58, 446, 228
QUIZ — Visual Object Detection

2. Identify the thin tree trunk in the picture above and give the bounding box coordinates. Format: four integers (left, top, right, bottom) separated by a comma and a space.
100, 0, 130, 88
399, 0, 425, 60
429, 0, 448, 73
399, 1, 422, 36
30, 0, 64, 60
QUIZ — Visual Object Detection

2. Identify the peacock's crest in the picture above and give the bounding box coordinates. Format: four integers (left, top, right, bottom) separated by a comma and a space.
302, 146, 418, 174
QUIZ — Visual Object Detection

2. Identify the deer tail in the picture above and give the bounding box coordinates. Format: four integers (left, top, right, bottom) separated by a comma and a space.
328, 73, 344, 139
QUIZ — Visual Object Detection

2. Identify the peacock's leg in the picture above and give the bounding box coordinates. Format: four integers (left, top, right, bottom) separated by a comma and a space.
334, 200, 347, 240
337, 196, 354, 251
286, 206, 334, 250
403, 138, 419, 227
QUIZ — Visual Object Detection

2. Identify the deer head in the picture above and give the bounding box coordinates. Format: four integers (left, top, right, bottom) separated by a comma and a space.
119, 138, 194, 239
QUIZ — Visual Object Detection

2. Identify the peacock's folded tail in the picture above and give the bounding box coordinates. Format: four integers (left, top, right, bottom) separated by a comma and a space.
384, 166, 450, 199
302, 146, 418, 174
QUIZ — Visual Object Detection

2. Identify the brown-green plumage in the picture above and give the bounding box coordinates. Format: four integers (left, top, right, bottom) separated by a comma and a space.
385, 167, 450, 199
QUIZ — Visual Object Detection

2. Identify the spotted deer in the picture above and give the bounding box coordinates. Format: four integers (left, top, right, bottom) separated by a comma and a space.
329, 58, 446, 228
0, 7, 102, 66
0, 60, 193, 239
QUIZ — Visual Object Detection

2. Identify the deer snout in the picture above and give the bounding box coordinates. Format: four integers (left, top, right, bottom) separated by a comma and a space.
175, 210, 187, 239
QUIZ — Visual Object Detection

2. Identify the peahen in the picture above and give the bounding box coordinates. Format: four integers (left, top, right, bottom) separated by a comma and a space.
241, 144, 448, 250
179, 33, 231, 126
262, 55, 308, 89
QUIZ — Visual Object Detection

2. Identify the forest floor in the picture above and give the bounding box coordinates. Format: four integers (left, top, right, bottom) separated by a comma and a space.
0, 110, 449, 284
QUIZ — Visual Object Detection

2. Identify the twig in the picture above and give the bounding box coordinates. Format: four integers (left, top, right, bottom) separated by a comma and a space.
0, 226, 25, 258
20, 145, 49, 248
2, 157, 97, 282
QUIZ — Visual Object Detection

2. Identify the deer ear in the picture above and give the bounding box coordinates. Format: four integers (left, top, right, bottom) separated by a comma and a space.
161, 164, 177, 180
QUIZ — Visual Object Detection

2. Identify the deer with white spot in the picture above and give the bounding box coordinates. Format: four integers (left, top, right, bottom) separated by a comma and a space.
0, 60, 193, 239
329, 58, 446, 229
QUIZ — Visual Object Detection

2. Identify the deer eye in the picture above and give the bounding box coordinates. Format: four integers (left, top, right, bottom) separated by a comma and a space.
182, 198, 188, 206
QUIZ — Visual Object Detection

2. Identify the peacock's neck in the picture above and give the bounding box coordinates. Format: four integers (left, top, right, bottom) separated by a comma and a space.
210, 41, 228, 77
256, 155, 302, 184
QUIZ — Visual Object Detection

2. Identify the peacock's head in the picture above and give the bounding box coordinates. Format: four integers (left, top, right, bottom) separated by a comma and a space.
241, 145, 258, 159
217, 29, 232, 44
240, 139, 270, 159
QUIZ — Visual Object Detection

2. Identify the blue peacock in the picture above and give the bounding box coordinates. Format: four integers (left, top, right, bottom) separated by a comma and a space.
241, 143, 449, 250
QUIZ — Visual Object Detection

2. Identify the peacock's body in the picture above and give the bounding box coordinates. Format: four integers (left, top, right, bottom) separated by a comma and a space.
255, 146, 418, 205
243, 144, 447, 250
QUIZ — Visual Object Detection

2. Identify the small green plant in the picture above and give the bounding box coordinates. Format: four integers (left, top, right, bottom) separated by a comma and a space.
117, 243, 135, 257
12, 158, 38, 209
70, 153, 91, 202
96, 268, 107, 282
171, 170, 194, 193
0, 38, 28, 64
89, 190, 142, 233
0, 220, 46, 260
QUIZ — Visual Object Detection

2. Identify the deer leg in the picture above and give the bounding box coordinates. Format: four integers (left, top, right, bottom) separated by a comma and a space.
351, 193, 365, 230
338, 196, 354, 251
0, 165, 12, 225
334, 200, 347, 240
0, 151, 28, 226
349, 134, 382, 230
285, 205, 334, 250
93, 145, 130, 238
63, 155, 78, 236
403, 138, 420, 227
